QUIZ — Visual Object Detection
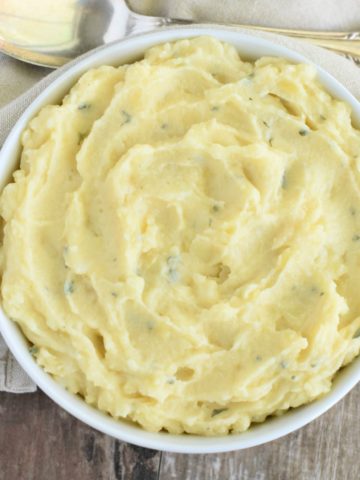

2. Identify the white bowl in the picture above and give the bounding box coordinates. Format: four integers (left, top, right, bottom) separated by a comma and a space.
1, 26, 360, 454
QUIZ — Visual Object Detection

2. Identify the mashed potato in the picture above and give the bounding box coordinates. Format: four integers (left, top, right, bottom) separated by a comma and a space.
2, 36, 360, 435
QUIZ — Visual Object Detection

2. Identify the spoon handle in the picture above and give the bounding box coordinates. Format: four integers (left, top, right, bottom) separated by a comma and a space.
157, 17, 360, 64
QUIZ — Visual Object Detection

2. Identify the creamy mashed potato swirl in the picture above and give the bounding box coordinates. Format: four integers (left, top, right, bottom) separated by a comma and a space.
2, 37, 360, 435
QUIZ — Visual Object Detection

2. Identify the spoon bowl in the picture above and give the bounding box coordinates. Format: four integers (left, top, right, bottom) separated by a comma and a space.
0, 0, 177, 67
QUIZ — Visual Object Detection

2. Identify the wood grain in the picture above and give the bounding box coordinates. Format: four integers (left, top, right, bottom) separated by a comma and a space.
0, 385, 359, 480
0, 391, 161, 480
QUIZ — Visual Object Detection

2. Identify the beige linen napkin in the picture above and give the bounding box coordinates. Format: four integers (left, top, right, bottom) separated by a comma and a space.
1, 1, 360, 392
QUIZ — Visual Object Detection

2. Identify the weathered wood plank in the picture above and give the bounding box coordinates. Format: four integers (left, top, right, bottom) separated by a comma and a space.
0, 391, 161, 480
1, 384, 359, 480
113, 441, 161, 480
159, 383, 360, 480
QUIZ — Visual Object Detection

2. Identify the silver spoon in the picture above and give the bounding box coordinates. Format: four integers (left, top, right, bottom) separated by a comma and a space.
0, 0, 360, 68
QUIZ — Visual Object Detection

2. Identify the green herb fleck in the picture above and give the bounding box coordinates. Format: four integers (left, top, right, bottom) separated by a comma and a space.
29, 346, 38, 356
208, 218, 213, 227
161, 123, 168, 129
319, 291, 325, 296
350, 207, 356, 216
255, 355, 262, 361
248, 97, 253, 101
299, 129, 308, 136
353, 234, 360, 241
211, 408, 228, 417
263, 121, 269, 128
212, 204, 221, 213
291, 375, 297, 380
320, 114, 326, 121
211, 105, 220, 112
167, 255, 180, 283
64, 280, 75, 294
280, 360, 288, 369
269, 137, 273, 146
121, 110, 132, 125
111, 292, 118, 297
167, 378, 175, 384
353, 328, 360, 338
311, 362, 317, 368
281, 171, 287, 189
78, 102, 91, 110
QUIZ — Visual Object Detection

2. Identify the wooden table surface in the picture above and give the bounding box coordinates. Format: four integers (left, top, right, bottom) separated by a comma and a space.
0, 385, 359, 480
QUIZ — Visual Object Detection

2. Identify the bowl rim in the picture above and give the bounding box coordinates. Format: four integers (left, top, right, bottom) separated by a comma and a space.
1, 25, 360, 454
